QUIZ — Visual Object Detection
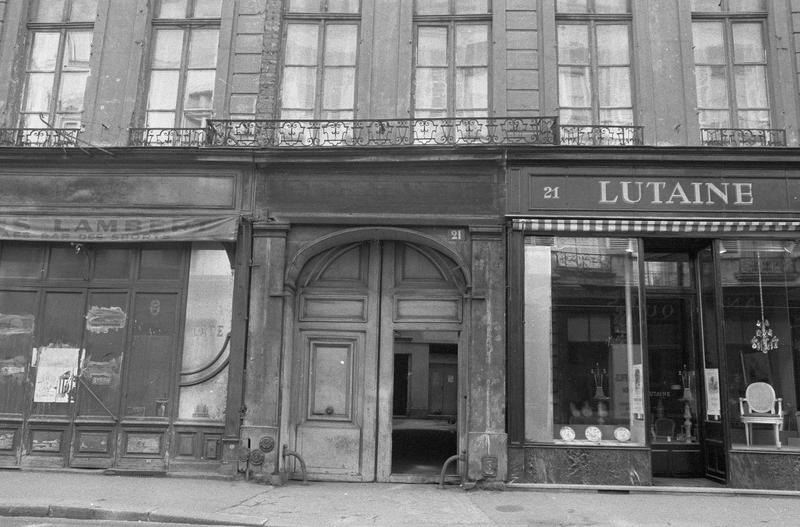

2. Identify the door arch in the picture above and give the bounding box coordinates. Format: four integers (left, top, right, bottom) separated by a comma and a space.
287, 239, 466, 482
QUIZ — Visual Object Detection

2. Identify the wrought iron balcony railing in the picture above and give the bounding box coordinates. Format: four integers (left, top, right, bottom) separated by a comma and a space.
0, 128, 80, 147
129, 127, 207, 147
559, 124, 644, 146
204, 117, 558, 147
701, 128, 786, 147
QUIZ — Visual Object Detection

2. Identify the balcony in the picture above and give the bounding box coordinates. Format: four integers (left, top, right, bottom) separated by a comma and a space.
701, 128, 786, 147
204, 117, 559, 147
129, 127, 207, 147
559, 124, 644, 146
0, 128, 80, 147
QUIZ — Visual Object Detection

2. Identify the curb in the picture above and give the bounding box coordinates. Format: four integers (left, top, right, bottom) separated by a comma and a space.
507, 483, 800, 498
0, 503, 265, 526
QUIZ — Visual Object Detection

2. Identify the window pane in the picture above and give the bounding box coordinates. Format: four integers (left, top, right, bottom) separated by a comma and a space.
729, 0, 766, 11
281, 67, 317, 109
157, 0, 187, 18
188, 29, 219, 68
698, 110, 730, 128
183, 111, 210, 127
559, 108, 592, 125
146, 111, 176, 128
735, 65, 767, 108
556, 0, 588, 13
737, 110, 769, 129
194, 0, 222, 17
456, 25, 489, 67
285, 25, 319, 65
58, 71, 88, 112
417, 27, 447, 67
558, 66, 591, 107
599, 108, 633, 125
62, 31, 93, 70
558, 25, 589, 64
139, 248, 182, 279
691, 0, 721, 11
596, 25, 629, 65
456, 67, 488, 110
695, 66, 729, 108
147, 70, 180, 110
595, 0, 629, 13
69, 0, 98, 21
599, 67, 631, 107
93, 248, 132, 280
0, 244, 42, 278
35, 0, 66, 22
24, 73, 55, 112
21, 113, 48, 129
455, 0, 489, 14
184, 70, 215, 110
29, 33, 60, 71
416, 0, 449, 15
288, 0, 321, 12
733, 23, 764, 63
48, 246, 88, 279
693, 22, 725, 64
54, 113, 81, 128
415, 68, 447, 110
281, 109, 314, 120
152, 30, 184, 69
323, 68, 355, 110
322, 110, 354, 121
324, 25, 358, 66
327, 0, 360, 13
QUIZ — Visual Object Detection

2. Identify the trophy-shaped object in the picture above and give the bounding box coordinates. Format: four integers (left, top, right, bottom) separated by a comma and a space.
591, 362, 608, 400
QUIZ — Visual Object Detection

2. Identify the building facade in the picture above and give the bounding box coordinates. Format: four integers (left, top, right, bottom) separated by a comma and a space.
0, 0, 799, 490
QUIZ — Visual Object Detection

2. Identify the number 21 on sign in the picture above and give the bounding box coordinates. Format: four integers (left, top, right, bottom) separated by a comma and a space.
543, 186, 560, 199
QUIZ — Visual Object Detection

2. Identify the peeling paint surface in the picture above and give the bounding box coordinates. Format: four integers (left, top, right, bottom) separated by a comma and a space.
0, 314, 34, 335
85, 306, 127, 333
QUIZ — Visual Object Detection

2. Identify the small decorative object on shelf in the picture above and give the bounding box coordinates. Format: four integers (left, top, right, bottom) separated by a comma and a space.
559, 426, 576, 442
585, 426, 602, 442
614, 427, 631, 442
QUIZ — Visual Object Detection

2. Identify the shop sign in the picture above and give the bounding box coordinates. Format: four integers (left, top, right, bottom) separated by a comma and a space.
525, 175, 799, 214
704, 368, 721, 419
0, 215, 238, 242
33, 347, 80, 403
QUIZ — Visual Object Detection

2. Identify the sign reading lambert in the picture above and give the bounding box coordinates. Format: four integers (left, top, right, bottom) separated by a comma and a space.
0, 215, 238, 242
529, 175, 799, 213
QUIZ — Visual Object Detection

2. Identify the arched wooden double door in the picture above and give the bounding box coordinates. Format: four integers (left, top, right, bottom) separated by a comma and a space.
289, 240, 465, 482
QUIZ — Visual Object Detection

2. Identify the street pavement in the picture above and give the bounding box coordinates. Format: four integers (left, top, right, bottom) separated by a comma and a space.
1, 469, 800, 526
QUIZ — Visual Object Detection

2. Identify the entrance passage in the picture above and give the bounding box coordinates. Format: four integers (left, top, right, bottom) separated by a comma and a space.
289, 240, 465, 482
644, 239, 725, 483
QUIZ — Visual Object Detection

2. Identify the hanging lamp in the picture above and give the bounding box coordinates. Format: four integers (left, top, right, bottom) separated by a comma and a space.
750, 251, 779, 353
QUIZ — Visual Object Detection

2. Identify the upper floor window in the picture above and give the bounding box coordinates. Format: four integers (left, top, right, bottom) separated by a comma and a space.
691, 0, 769, 130
556, 0, 632, 126
413, 1, 490, 119
20, 0, 97, 130
144, 0, 222, 129
279, 1, 360, 121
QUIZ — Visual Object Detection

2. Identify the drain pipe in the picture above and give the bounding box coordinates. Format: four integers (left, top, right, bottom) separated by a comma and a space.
438, 454, 463, 489
282, 444, 308, 485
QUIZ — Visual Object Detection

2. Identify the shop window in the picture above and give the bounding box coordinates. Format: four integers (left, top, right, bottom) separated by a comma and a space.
691, 0, 770, 129
721, 239, 800, 451
144, 0, 221, 129
523, 236, 645, 445
177, 244, 233, 421
19, 0, 97, 131
139, 247, 184, 279
0, 244, 43, 278
556, 0, 632, 127
413, 2, 490, 120
280, 3, 359, 121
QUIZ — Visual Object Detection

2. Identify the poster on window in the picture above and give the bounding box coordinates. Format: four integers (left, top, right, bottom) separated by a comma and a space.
631, 364, 644, 418
33, 347, 80, 403
704, 368, 721, 419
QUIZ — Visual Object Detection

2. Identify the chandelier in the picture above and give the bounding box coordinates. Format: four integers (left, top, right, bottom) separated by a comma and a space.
750, 252, 779, 353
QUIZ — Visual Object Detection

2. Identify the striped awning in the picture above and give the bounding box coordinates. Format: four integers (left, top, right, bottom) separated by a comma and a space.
512, 218, 800, 234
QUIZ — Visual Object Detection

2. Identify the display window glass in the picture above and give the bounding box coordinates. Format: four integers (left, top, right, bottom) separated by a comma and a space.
523, 236, 646, 445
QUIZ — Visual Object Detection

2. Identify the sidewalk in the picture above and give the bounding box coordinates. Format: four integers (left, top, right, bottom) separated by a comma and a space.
1, 469, 800, 526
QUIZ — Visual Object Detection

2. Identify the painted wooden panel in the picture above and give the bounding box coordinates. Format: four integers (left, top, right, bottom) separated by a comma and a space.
30, 429, 63, 453
297, 424, 361, 473
394, 297, 462, 323
308, 342, 353, 420
0, 290, 36, 415
395, 244, 447, 284
76, 430, 111, 454
0, 428, 16, 451
125, 432, 163, 455
177, 433, 195, 456
300, 296, 367, 322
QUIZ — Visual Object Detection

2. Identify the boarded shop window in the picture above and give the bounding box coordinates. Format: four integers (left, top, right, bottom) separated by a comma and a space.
720, 239, 800, 451
145, 0, 221, 128
523, 236, 646, 446
556, 1, 632, 127
691, 1, 769, 129
19, 0, 97, 132
178, 244, 233, 421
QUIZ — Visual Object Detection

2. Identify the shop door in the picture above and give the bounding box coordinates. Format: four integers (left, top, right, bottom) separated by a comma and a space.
289, 240, 464, 482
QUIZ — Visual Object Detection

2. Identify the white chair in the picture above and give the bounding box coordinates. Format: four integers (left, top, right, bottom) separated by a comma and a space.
739, 382, 783, 448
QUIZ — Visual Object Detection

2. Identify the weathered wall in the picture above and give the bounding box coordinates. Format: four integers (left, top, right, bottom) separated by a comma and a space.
505, 0, 538, 116
509, 445, 652, 485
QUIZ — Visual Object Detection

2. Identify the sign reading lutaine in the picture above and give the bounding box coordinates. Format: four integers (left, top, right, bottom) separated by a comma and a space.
527, 175, 799, 213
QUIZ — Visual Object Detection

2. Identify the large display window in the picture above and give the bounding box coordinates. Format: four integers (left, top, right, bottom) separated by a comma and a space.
524, 236, 646, 446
